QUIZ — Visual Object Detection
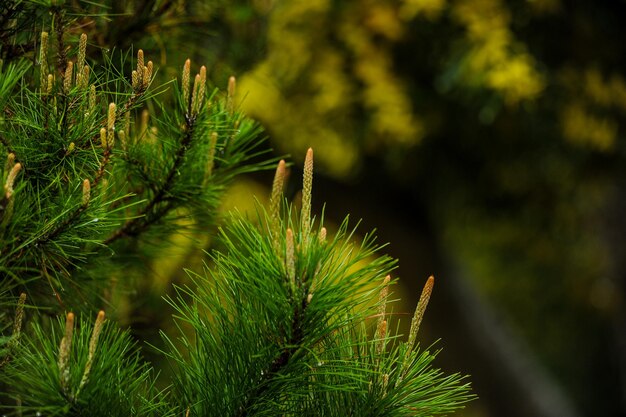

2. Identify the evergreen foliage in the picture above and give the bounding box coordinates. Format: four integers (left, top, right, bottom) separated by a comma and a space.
161, 162, 473, 415
0, 2, 473, 415
0, 19, 273, 308
3, 311, 173, 416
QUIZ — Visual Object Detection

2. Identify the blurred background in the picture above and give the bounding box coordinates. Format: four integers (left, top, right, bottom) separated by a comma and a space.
81, 0, 626, 415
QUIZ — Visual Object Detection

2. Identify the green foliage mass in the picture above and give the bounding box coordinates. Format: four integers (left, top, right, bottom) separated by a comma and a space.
0, 1, 472, 416
0, 196, 473, 416
3, 312, 172, 416
0, 24, 273, 309
162, 207, 472, 416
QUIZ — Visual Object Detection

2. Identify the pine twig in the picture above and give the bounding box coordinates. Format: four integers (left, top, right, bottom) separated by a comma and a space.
103, 114, 197, 244
0, 293, 27, 369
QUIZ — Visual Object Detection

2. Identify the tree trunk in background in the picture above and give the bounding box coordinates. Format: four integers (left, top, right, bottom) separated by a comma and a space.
312, 173, 582, 417
603, 184, 626, 416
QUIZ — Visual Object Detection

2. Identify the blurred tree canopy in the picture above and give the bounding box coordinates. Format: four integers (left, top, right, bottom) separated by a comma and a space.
4, 0, 624, 416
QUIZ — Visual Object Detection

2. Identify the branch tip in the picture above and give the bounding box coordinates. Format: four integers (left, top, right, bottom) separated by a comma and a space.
301, 148, 314, 243
82, 179, 90, 206
77, 310, 106, 393
318, 226, 327, 243
5, 162, 22, 198
407, 275, 435, 350
58, 312, 75, 392
182, 59, 191, 110
63, 61, 73, 93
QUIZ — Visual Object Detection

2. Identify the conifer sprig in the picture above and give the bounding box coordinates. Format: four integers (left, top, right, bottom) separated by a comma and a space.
0, 292, 26, 369
1, 3, 472, 416
0, 29, 274, 308
105, 65, 275, 245
162, 154, 473, 416
0, 311, 173, 416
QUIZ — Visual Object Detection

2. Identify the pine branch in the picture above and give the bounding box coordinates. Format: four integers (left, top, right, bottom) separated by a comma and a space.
0, 18, 273, 307
163, 154, 473, 416
103, 113, 197, 244
34, 205, 88, 247
1, 311, 174, 416
236, 296, 309, 417
0, 5, 473, 416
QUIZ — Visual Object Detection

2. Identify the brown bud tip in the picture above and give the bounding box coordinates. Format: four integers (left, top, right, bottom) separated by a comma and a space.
271, 160, 286, 197
67, 312, 74, 324
97, 310, 105, 320
307, 293, 313, 304
5, 162, 22, 198
228, 76, 236, 96
383, 275, 391, 285
303, 148, 314, 182
419, 276, 435, 307
100, 127, 107, 148
426, 275, 434, 289
82, 178, 91, 206
318, 227, 327, 243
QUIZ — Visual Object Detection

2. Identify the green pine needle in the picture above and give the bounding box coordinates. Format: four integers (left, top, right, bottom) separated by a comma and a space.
1, 312, 174, 416
161, 201, 473, 416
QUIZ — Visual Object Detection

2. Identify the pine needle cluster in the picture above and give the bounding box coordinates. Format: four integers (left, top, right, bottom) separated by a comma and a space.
3, 311, 172, 416
1, 151, 473, 416
0, 25, 273, 308
0, 3, 473, 416
161, 151, 473, 416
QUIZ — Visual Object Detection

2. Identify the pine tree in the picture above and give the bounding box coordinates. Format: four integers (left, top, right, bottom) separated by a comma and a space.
1, 2, 473, 415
